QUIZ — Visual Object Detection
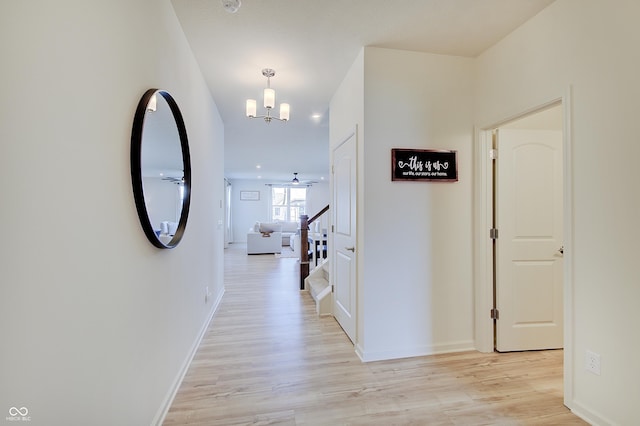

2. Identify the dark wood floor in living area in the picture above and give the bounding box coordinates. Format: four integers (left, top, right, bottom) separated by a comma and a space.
163, 243, 585, 425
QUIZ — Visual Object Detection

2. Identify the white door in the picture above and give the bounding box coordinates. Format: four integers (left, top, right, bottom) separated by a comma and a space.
332, 131, 357, 342
495, 129, 563, 352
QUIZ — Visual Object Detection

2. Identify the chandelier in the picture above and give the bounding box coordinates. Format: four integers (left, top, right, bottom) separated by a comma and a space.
246, 68, 290, 124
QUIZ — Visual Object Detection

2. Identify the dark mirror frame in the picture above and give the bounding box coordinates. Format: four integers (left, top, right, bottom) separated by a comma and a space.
131, 89, 192, 249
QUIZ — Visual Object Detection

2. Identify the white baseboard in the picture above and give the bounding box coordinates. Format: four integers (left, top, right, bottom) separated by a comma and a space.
568, 399, 612, 426
152, 288, 225, 426
355, 340, 475, 362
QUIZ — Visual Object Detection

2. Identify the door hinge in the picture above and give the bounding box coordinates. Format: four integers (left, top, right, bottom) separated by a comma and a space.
489, 228, 499, 239
331, 225, 334, 233
489, 148, 498, 160
490, 308, 499, 320
331, 284, 334, 293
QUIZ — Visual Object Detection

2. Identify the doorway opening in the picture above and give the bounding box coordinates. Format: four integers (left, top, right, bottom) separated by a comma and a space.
474, 98, 575, 412
491, 104, 564, 352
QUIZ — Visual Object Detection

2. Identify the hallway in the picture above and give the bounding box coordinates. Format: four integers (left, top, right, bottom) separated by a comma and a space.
163, 244, 585, 425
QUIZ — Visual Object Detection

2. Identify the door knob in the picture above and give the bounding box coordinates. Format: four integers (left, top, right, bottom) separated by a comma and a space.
345, 246, 355, 252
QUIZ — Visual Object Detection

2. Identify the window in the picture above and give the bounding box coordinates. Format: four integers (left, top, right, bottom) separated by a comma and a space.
271, 186, 306, 222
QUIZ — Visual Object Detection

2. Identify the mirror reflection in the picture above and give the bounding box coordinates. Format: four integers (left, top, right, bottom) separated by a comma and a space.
131, 89, 191, 248
142, 93, 185, 244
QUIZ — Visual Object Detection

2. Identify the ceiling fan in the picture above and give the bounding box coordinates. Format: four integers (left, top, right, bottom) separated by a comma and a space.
265, 173, 318, 187
291, 172, 318, 186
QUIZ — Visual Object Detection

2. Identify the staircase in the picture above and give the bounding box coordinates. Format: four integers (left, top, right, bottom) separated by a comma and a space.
299, 205, 331, 316
304, 258, 331, 316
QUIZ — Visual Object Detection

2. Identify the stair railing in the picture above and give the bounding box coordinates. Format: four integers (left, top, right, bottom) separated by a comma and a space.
299, 204, 329, 290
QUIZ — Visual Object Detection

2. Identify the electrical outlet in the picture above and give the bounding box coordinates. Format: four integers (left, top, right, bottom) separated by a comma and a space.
205, 286, 210, 303
585, 350, 601, 375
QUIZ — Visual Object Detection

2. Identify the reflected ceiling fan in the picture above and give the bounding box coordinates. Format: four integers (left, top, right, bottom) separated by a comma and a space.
161, 175, 185, 185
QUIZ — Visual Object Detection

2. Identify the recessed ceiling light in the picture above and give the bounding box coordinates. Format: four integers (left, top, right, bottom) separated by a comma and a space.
256, 164, 261, 169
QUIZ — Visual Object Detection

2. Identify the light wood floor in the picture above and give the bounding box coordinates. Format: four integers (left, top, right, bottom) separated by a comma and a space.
164, 244, 586, 425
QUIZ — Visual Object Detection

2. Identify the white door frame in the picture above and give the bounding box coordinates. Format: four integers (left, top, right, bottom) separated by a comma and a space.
473, 88, 574, 408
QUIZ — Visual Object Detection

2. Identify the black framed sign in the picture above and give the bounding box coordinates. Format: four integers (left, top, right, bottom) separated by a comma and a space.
391, 148, 458, 182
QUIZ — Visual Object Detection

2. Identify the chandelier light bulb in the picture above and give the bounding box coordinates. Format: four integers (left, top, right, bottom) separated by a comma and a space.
246, 99, 256, 117
263, 88, 275, 109
280, 103, 290, 121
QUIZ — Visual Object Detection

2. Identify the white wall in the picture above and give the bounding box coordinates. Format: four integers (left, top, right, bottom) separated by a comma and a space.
0, 1, 225, 425
306, 182, 330, 233
305, 181, 330, 216
330, 48, 365, 350
474, 0, 640, 424
331, 47, 475, 361
229, 179, 271, 243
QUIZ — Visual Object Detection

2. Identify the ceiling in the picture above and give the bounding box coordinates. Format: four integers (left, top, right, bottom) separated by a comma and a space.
170, 0, 555, 184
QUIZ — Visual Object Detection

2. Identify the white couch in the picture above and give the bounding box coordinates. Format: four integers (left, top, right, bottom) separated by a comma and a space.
247, 222, 282, 254
246, 221, 299, 254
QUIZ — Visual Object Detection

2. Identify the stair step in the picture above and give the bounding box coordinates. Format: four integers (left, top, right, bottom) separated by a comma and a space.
308, 276, 330, 301
309, 258, 329, 275
304, 258, 332, 316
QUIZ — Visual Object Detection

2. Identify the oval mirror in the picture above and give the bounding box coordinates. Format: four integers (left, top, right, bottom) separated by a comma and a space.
131, 89, 191, 249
